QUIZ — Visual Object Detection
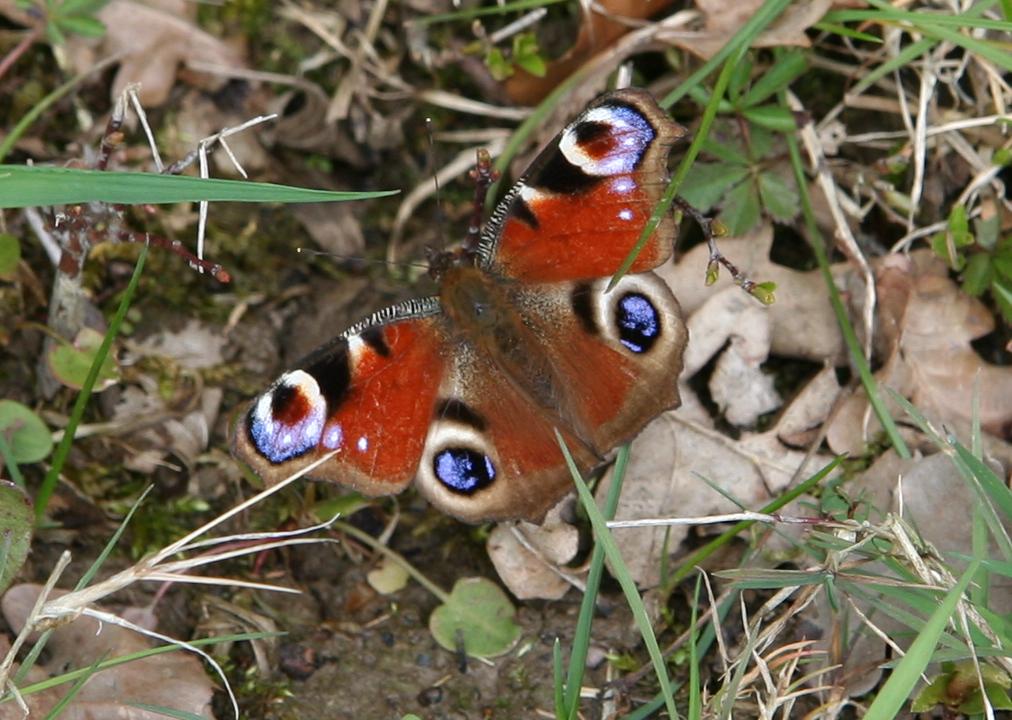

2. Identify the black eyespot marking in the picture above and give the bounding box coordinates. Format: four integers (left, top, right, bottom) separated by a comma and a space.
360, 326, 390, 357
510, 193, 540, 229
304, 340, 352, 408
534, 147, 598, 195
615, 292, 660, 354
434, 448, 496, 495
570, 282, 598, 335
436, 398, 487, 431
573, 120, 611, 146
269, 382, 298, 418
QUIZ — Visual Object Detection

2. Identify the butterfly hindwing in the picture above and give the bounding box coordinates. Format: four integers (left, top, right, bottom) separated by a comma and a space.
509, 270, 688, 454
480, 88, 687, 283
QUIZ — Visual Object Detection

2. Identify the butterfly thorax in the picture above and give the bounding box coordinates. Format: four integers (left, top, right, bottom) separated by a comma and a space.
439, 264, 562, 414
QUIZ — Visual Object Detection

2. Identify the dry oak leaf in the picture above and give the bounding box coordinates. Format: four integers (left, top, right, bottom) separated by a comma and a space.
793, 450, 1012, 698
487, 503, 580, 600
827, 250, 1012, 455
680, 0, 844, 59
657, 223, 847, 364
64, 0, 245, 107
0, 584, 215, 719
503, 0, 675, 105
597, 384, 833, 588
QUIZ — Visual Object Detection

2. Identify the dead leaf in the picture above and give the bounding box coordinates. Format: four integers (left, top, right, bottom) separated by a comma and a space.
679, 0, 838, 59
657, 223, 847, 363
1, 584, 215, 719
598, 383, 833, 587
503, 0, 675, 105
827, 250, 1012, 454
63, 0, 246, 107
684, 286, 781, 426
487, 503, 579, 600
793, 450, 1012, 697
131, 319, 227, 370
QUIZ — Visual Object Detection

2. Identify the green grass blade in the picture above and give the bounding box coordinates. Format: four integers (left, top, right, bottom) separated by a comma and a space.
3, 632, 280, 702
43, 653, 106, 720
127, 704, 207, 720
563, 444, 630, 718
0, 165, 396, 208
553, 638, 565, 719
35, 245, 147, 522
863, 561, 981, 720
688, 575, 703, 720
557, 432, 680, 720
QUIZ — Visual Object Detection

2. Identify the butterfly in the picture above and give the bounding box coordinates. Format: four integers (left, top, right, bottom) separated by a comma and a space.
232, 88, 690, 523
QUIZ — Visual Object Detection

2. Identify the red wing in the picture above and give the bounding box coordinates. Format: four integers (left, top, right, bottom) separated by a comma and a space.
482, 88, 686, 283
232, 300, 448, 496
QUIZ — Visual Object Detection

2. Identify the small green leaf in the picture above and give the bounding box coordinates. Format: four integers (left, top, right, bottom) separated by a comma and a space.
0, 400, 53, 464
485, 46, 513, 81
743, 105, 799, 132
741, 50, 806, 107
512, 33, 545, 77
727, 54, 753, 103
705, 259, 719, 286
0, 233, 20, 279
678, 162, 750, 213
911, 673, 949, 712
58, 0, 110, 14
750, 281, 777, 305
993, 237, 1012, 279
0, 480, 33, 594
45, 21, 66, 46
991, 276, 1012, 324
961, 253, 993, 296
719, 178, 761, 236
757, 171, 800, 223
931, 229, 964, 269
47, 327, 119, 390
55, 15, 106, 37
429, 577, 520, 658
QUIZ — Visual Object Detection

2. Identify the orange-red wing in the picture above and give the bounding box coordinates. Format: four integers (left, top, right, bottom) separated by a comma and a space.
233, 306, 449, 497
483, 88, 686, 283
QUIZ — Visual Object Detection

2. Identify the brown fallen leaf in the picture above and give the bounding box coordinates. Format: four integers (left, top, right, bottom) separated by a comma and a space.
64, 0, 245, 107
1, 584, 215, 719
792, 450, 1012, 697
826, 250, 1012, 455
503, 0, 675, 105
678, 0, 840, 59
487, 503, 580, 601
597, 383, 833, 588
656, 223, 848, 364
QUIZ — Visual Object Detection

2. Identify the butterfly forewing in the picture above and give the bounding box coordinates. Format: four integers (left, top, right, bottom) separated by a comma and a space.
480, 88, 687, 283
233, 300, 448, 496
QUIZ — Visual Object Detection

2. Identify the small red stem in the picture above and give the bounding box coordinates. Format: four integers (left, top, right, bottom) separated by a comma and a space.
0, 30, 40, 84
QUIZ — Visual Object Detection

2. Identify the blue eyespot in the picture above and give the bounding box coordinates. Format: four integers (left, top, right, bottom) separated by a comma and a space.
434, 448, 496, 495
616, 293, 660, 354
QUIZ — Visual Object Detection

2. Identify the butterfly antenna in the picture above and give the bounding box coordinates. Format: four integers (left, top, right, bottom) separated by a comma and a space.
296, 247, 428, 273
425, 116, 448, 253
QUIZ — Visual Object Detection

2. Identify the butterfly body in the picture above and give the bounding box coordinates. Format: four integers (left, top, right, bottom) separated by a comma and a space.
233, 88, 690, 523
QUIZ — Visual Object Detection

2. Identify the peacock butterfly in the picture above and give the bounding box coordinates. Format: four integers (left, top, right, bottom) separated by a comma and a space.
231, 88, 690, 523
